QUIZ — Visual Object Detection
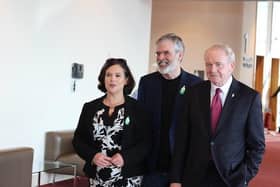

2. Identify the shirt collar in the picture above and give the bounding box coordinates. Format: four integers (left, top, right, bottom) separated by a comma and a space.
211, 76, 232, 94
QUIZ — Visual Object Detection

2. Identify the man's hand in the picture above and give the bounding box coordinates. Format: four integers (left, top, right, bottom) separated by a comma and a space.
92, 153, 112, 167
111, 153, 124, 167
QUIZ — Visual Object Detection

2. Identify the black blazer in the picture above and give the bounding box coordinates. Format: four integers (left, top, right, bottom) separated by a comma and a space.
137, 70, 202, 172
72, 95, 151, 178
170, 79, 265, 187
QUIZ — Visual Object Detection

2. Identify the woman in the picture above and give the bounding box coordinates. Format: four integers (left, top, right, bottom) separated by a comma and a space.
72, 58, 151, 187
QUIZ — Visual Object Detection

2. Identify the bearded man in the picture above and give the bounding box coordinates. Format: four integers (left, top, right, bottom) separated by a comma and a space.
137, 33, 202, 187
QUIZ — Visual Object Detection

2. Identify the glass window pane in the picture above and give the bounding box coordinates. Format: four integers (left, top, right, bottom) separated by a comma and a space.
271, 2, 280, 57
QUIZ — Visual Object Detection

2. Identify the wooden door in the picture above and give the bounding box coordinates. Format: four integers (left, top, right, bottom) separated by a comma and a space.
269, 58, 280, 131
255, 56, 264, 95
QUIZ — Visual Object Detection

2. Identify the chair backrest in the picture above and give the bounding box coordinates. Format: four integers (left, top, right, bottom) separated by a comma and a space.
45, 130, 75, 161
0, 147, 33, 187
44, 130, 86, 176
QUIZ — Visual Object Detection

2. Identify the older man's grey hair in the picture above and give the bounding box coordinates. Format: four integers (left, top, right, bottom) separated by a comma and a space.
205, 44, 236, 63
156, 33, 185, 54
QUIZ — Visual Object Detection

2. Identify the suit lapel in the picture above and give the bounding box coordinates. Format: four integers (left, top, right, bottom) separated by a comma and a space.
214, 79, 240, 136
171, 71, 190, 124
172, 71, 188, 112
154, 73, 163, 130
169, 71, 189, 150
200, 81, 212, 137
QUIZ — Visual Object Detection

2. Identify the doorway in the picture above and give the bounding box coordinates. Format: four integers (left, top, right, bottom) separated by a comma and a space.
269, 58, 280, 131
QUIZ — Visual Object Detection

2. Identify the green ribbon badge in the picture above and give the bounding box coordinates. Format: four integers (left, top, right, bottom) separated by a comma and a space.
179, 85, 186, 95
125, 116, 130, 126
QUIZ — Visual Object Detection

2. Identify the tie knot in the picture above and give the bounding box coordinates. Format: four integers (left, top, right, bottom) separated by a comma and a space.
215, 88, 222, 95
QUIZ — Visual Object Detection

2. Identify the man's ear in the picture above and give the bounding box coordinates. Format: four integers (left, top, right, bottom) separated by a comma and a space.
230, 62, 235, 70
178, 52, 184, 62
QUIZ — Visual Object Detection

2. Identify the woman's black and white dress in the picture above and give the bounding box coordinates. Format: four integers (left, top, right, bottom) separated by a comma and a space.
90, 103, 142, 187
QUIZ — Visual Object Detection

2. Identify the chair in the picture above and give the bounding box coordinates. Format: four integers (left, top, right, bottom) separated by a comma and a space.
0, 147, 33, 187
44, 130, 85, 176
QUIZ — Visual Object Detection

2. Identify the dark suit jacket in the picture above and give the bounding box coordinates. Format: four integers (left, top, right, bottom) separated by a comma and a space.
72, 95, 151, 178
170, 79, 265, 187
137, 70, 202, 172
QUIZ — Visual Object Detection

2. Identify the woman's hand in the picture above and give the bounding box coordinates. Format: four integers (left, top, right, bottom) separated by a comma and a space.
111, 153, 124, 167
170, 183, 182, 187
92, 153, 112, 167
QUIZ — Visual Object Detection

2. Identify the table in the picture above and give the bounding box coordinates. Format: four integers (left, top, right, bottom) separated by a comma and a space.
32, 160, 77, 187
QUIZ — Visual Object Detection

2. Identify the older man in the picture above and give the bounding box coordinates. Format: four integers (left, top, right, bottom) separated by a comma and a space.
170, 44, 265, 187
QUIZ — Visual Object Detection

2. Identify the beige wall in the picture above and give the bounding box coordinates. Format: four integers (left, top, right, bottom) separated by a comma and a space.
239, 2, 258, 87
150, 0, 257, 87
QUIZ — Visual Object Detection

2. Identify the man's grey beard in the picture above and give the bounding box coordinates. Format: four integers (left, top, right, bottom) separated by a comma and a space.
157, 61, 177, 75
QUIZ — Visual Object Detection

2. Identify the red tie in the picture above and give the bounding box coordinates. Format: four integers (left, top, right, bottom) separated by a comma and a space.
211, 88, 222, 134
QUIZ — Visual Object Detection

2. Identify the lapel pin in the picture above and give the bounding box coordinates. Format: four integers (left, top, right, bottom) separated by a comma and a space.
125, 116, 130, 126
179, 85, 186, 95
231, 93, 235, 98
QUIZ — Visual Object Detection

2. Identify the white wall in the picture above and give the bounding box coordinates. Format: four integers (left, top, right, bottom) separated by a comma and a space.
0, 0, 152, 164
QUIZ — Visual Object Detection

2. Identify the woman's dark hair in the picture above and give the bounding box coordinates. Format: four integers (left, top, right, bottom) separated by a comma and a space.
98, 58, 135, 95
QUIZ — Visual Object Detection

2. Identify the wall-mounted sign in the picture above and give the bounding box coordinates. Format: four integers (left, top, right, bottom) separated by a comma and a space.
242, 56, 253, 68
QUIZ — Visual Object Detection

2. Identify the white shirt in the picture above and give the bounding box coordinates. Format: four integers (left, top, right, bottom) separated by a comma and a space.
210, 76, 233, 106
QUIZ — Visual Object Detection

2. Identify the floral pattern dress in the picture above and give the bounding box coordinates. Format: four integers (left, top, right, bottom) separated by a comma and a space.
90, 103, 142, 187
